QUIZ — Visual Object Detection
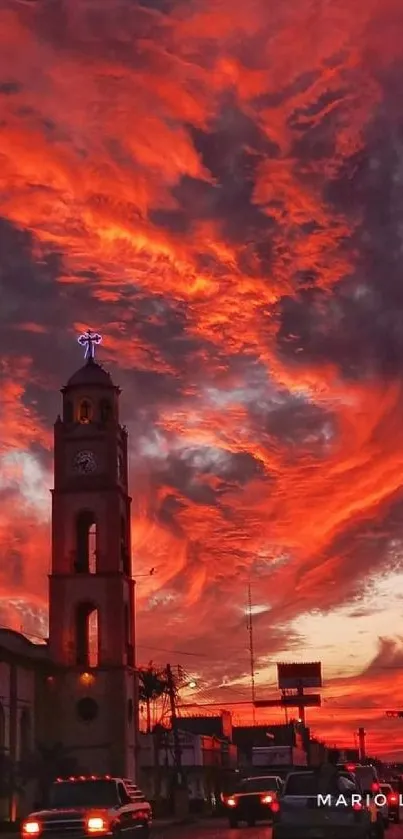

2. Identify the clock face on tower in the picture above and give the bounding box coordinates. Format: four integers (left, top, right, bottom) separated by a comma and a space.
72, 450, 98, 474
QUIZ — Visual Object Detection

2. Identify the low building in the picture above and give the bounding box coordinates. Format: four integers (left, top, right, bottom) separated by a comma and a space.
176, 711, 233, 741
138, 728, 237, 811
308, 738, 327, 766
233, 722, 309, 767
0, 629, 50, 819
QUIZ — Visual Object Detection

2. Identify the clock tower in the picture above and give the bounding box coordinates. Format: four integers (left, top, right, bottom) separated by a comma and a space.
48, 333, 137, 777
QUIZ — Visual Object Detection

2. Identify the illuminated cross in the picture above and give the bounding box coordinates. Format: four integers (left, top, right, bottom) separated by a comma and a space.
77, 329, 102, 361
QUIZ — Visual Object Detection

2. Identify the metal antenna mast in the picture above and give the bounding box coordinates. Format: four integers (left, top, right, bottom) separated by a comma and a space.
247, 583, 256, 724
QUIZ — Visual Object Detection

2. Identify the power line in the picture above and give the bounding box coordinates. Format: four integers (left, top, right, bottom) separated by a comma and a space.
137, 644, 209, 658
5, 625, 403, 678
177, 699, 403, 711
137, 644, 403, 671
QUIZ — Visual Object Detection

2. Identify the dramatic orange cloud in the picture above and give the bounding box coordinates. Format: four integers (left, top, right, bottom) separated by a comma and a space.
1, 0, 403, 757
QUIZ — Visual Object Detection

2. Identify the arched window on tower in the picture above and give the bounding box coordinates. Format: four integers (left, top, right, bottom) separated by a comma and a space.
19, 708, 31, 760
100, 399, 112, 423
78, 399, 93, 424
64, 400, 73, 423
120, 516, 130, 575
75, 602, 99, 668
75, 511, 97, 573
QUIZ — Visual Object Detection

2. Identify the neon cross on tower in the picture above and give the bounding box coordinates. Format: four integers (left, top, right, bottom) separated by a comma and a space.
77, 329, 102, 360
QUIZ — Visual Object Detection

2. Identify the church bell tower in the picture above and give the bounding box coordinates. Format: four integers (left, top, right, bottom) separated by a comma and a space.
48, 331, 137, 778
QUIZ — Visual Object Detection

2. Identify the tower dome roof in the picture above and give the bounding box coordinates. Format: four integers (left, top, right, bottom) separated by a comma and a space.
66, 358, 114, 388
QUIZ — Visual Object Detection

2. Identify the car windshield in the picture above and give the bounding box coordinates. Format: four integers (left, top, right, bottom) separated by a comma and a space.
49, 781, 119, 808
284, 774, 357, 796
238, 777, 278, 792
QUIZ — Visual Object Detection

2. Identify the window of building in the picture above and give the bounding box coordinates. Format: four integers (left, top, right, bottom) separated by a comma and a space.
76, 697, 99, 722
75, 511, 97, 573
19, 708, 31, 759
75, 602, 99, 668
78, 399, 93, 424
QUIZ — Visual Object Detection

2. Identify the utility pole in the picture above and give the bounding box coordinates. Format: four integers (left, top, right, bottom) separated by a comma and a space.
246, 583, 256, 725
166, 664, 188, 817
357, 727, 366, 761
166, 664, 183, 787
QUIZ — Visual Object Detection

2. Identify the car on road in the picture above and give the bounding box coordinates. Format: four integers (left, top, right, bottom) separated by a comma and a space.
21, 775, 152, 838
272, 769, 373, 839
380, 783, 400, 824
338, 763, 384, 837
374, 784, 390, 828
338, 764, 380, 796
223, 774, 283, 828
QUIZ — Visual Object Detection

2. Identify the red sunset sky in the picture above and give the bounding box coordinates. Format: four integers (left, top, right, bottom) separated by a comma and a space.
1, 0, 403, 759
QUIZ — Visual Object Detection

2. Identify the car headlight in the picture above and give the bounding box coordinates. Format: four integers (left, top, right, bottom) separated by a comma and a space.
86, 817, 108, 833
22, 822, 41, 836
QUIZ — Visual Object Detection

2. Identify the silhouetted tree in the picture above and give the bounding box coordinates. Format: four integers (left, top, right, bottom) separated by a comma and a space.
138, 664, 169, 734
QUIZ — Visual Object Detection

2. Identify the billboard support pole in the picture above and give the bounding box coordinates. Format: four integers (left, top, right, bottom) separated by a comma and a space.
297, 685, 306, 725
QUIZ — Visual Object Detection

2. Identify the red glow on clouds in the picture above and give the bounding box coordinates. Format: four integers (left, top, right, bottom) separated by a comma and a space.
1, 0, 403, 757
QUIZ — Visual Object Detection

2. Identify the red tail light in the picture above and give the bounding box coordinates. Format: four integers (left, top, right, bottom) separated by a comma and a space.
271, 800, 280, 812
389, 793, 398, 804
353, 802, 363, 811
371, 783, 379, 792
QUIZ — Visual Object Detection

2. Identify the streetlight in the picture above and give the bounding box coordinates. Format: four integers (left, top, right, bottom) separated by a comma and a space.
134, 567, 157, 579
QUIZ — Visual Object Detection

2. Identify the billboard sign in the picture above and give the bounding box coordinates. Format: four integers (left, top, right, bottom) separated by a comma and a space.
277, 662, 322, 689
254, 694, 321, 709
281, 693, 321, 707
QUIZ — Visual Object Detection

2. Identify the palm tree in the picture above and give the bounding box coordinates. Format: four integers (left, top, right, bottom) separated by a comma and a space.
138, 664, 169, 734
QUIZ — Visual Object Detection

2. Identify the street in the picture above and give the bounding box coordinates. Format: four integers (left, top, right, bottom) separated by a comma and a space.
153, 821, 272, 838
153, 820, 403, 839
